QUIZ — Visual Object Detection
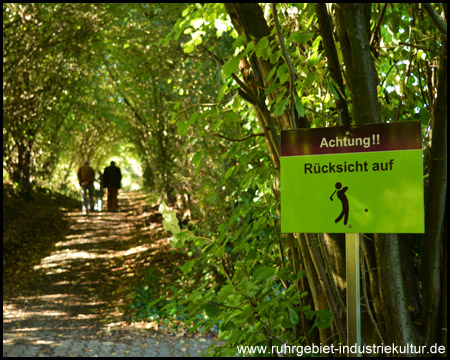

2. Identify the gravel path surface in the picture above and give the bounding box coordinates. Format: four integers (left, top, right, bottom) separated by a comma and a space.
3, 192, 216, 357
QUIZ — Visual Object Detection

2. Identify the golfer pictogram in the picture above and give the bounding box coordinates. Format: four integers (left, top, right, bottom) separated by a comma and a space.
330, 182, 349, 225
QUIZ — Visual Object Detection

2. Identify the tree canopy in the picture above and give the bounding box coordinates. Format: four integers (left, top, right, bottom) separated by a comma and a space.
3, 3, 447, 355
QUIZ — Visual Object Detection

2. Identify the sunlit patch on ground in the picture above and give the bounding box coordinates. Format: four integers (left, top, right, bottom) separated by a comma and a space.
3, 191, 182, 347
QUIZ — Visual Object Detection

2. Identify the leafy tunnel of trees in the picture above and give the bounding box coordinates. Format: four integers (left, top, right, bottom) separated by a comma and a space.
3, 3, 447, 355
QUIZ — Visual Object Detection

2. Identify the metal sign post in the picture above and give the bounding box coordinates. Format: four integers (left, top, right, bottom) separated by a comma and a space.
346, 233, 361, 357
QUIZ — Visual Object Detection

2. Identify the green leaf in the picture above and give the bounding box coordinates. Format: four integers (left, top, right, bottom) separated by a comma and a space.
308, 51, 322, 67
255, 36, 269, 51
255, 37, 270, 60
289, 32, 315, 44
302, 305, 315, 320
173, 101, 181, 110
159, 201, 181, 235
180, 259, 196, 274
204, 303, 221, 318
177, 120, 189, 136
158, 200, 169, 215
222, 55, 241, 76
245, 280, 260, 297
215, 245, 225, 258
276, 63, 289, 84
183, 41, 195, 54
163, 212, 181, 234
288, 307, 299, 325
328, 80, 339, 99
282, 312, 296, 328
191, 30, 203, 45
315, 309, 333, 329
274, 97, 288, 116
211, 118, 223, 132
304, 72, 317, 88
192, 151, 203, 166
294, 94, 305, 117
188, 113, 199, 125
242, 41, 255, 57
265, 82, 281, 95
218, 284, 234, 299
224, 166, 235, 180
182, 7, 191, 17
238, 306, 255, 325
177, 113, 198, 136
217, 83, 228, 102
253, 265, 275, 281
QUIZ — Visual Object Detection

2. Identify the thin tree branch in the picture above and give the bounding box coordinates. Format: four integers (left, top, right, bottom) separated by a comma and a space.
200, 45, 260, 106
360, 242, 385, 344
211, 132, 264, 142
422, 3, 447, 36
271, 3, 298, 129
306, 233, 347, 344
103, 57, 149, 130
315, 3, 351, 126
370, 3, 388, 47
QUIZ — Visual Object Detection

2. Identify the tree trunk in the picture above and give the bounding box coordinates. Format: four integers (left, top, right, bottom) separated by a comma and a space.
375, 234, 422, 346
315, 3, 351, 126
421, 38, 447, 345
12, 137, 33, 193
224, 3, 347, 346
334, 3, 380, 125
224, 3, 296, 131
334, 4, 422, 347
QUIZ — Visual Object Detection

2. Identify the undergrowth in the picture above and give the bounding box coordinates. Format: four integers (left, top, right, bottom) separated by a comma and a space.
3, 183, 79, 296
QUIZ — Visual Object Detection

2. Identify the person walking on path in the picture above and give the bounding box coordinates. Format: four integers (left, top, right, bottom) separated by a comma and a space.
77, 161, 96, 212
103, 161, 122, 212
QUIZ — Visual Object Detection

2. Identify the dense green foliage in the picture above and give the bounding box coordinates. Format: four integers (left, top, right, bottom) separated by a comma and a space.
3, 3, 447, 356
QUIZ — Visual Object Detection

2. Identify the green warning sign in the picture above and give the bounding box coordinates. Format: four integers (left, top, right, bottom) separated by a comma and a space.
281, 122, 424, 233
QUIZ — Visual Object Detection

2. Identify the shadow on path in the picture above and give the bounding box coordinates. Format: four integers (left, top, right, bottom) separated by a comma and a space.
3, 191, 213, 356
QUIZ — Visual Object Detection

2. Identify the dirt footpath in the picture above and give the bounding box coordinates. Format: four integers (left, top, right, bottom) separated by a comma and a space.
3, 191, 216, 357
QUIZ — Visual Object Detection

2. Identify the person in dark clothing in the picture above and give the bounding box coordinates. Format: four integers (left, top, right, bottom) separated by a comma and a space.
103, 161, 122, 212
